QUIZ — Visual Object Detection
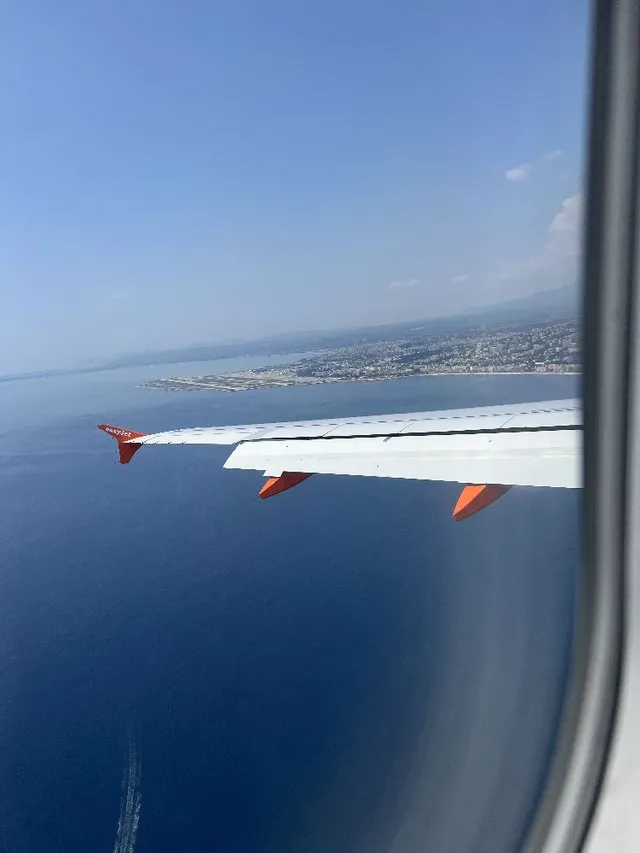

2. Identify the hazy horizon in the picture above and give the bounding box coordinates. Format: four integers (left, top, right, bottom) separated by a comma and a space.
2, 280, 578, 378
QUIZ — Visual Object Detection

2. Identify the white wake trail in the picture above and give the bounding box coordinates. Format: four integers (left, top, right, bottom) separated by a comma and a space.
112, 728, 142, 853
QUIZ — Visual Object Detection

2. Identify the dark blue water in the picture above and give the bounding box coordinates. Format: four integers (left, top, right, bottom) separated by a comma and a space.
0, 368, 580, 853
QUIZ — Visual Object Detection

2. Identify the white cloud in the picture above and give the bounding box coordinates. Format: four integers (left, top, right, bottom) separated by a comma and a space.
389, 278, 420, 290
549, 193, 582, 241
505, 163, 532, 182
504, 150, 562, 183
497, 192, 583, 282
451, 274, 469, 284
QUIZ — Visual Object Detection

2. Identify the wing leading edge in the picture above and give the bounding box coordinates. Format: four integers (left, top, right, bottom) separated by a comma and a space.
98, 397, 581, 520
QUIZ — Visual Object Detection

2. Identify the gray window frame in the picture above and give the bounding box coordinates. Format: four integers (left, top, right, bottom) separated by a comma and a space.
524, 1, 640, 851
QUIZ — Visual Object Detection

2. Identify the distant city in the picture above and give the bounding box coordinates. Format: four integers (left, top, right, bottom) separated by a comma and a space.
144, 317, 581, 393
0, 283, 579, 383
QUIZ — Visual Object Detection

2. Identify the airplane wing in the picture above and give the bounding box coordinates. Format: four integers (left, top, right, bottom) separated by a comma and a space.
98, 397, 581, 520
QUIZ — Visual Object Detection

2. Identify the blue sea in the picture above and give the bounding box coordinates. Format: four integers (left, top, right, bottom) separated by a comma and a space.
0, 364, 580, 853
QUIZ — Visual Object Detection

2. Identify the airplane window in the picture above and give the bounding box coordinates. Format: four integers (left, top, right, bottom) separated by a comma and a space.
6, 1, 633, 853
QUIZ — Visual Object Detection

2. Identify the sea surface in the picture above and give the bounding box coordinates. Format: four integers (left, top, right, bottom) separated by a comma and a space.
0, 364, 580, 853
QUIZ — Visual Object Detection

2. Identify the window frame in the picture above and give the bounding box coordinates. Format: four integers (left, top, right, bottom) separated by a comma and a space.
523, 1, 640, 851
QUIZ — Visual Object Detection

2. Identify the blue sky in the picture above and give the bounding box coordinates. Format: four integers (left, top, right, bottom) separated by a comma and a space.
1, 0, 590, 373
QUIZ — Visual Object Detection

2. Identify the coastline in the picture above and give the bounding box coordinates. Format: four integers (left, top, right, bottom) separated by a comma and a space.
141, 370, 582, 392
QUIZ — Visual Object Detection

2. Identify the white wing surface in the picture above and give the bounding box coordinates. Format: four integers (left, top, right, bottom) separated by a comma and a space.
98, 397, 581, 520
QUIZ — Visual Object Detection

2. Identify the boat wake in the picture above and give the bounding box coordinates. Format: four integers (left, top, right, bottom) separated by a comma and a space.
112, 728, 142, 853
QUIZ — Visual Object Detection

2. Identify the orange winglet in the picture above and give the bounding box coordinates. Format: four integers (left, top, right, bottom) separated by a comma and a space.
259, 472, 312, 499
453, 484, 512, 521
97, 424, 147, 464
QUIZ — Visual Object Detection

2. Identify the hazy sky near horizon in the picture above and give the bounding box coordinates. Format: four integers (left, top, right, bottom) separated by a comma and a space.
1, 0, 590, 373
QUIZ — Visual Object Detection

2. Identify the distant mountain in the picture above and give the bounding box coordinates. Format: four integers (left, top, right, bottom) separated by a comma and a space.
97, 285, 579, 371
2, 284, 578, 382
470, 284, 579, 323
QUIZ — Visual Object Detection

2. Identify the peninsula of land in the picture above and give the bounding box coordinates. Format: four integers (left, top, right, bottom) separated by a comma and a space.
143, 318, 580, 393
